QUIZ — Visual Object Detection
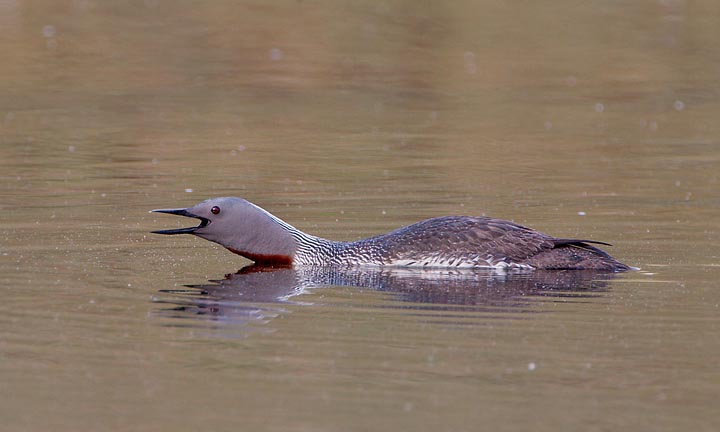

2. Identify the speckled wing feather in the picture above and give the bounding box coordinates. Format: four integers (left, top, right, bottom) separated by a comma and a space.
363, 216, 558, 267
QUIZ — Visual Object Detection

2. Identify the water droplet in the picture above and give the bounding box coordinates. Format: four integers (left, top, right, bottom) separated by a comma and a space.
578, 211, 586, 216
543, 121, 553, 130
68, 145, 75, 152
185, 188, 193, 193
673, 100, 685, 111
269, 48, 284, 61
528, 362, 536, 371
594, 103, 605, 113
463, 51, 477, 74
42, 25, 56, 38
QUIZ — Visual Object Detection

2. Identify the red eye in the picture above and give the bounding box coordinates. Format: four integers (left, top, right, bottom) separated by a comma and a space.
211, 206, 221, 215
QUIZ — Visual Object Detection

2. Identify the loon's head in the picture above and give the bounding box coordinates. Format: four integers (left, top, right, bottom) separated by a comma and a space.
151, 197, 297, 265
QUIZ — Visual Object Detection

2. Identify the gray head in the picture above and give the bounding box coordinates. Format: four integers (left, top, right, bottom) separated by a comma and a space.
151, 197, 298, 264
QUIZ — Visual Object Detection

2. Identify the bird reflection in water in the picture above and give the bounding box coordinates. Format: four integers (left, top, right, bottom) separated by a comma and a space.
155, 265, 619, 332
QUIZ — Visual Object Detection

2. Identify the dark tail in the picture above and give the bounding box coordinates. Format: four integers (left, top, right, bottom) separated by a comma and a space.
526, 238, 633, 271
552, 238, 612, 247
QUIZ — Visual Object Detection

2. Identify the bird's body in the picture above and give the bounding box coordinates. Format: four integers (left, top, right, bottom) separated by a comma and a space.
152, 197, 631, 271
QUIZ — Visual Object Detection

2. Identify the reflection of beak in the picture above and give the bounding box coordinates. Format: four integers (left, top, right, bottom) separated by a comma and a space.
150, 208, 210, 235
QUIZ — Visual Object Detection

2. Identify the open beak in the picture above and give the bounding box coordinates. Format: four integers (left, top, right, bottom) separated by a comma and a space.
150, 208, 210, 235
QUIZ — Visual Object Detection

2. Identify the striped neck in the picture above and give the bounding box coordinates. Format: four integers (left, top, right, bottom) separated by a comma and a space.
247, 202, 344, 265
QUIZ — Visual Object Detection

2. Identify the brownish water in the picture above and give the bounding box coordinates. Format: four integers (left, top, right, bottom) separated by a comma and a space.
1, 1, 719, 431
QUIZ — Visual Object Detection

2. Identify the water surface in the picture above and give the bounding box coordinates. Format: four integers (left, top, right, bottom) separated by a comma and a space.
1, 1, 719, 431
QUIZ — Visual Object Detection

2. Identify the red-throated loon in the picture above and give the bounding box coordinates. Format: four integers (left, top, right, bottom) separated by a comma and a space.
151, 197, 631, 271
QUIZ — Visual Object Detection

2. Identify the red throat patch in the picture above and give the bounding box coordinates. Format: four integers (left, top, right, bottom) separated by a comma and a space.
226, 247, 293, 266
